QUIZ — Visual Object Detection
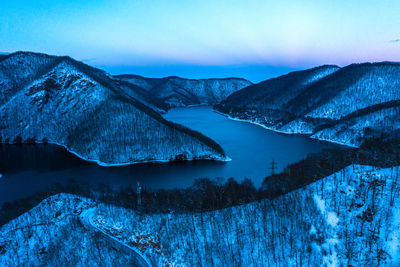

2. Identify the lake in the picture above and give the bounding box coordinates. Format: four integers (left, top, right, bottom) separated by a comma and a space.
0, 106, 340, 205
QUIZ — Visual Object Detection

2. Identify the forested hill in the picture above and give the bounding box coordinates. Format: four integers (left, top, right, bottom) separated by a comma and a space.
0, 51, 226, 165
216, 62, 400, 146
2, 164, 400, 266
114, 74, 252, 108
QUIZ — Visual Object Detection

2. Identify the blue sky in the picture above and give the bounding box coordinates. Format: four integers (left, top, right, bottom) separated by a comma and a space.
1, 0, 399, 82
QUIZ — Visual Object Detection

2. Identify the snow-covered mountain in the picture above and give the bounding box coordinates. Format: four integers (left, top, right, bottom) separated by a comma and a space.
114, 78, 169, 113
115, 74, 252, 108
217, 62, 400, 146
2, 164, 399, 266
0, 52, 226, 165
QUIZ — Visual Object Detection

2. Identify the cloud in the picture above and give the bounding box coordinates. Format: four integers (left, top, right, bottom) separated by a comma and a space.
389, 39, 400, 43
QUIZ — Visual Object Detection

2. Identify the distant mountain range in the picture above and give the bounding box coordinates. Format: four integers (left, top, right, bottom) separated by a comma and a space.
216, 62, 400, 146
114, 74, 251, 108
0, 51, 227, 165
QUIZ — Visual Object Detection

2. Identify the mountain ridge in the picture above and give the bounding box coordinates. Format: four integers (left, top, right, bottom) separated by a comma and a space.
115, 73, 252, 108
216, 61, 400, 146
0, 52, 226, 165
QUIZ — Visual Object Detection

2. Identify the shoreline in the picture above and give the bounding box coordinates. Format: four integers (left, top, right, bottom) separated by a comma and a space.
213, 109, 356, 148
0, 140, 231, 167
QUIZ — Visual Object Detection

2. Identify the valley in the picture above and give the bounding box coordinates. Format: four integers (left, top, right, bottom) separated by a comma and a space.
0, 106, 338, 206
2, 1, 399, 266
1, 52, 400, 267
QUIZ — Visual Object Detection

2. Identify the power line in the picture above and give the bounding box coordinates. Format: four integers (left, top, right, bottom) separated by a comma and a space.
269, 159, 277, 176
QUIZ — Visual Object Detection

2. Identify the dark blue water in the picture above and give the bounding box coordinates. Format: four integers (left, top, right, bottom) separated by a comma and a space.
0, 106, 339, 205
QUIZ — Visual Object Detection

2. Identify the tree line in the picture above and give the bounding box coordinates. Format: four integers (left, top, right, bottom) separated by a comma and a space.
1, 138, 400, 227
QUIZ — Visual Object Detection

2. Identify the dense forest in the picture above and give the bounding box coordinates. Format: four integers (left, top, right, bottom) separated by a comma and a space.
2, 137, 400, 227
115, 74, 252, 108
2, 163, 399, 265
216, 62, 400, 146
0, 52, 226, 165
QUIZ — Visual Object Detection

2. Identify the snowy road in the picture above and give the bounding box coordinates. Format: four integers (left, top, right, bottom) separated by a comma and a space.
79, 208, 152, 267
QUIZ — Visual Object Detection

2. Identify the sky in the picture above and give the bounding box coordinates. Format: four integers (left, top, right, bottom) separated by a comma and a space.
1, 0, 399, 82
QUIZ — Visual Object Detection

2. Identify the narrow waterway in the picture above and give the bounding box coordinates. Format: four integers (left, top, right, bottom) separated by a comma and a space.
0, 106, 340, 205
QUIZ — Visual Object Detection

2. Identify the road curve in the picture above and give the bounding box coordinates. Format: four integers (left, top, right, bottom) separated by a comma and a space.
79, 208, 153, 267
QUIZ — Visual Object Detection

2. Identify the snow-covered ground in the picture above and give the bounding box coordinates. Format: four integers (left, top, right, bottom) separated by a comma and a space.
116, 75, 252, 108
311, 106, 400, 147
0, 195, 140, 266
1, 164, 399, 266
217, 62, 400, 147
307, 64, 400, 119
0, 52, 227, 165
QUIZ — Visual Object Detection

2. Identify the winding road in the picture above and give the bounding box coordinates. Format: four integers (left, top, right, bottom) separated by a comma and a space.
79, 208, 153, 267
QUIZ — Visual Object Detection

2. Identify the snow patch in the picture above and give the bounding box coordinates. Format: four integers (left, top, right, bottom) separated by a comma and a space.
313, 194, 326, 214
326, 213, 339, 228
387, 205, 400, 263
313, 194, 339, 228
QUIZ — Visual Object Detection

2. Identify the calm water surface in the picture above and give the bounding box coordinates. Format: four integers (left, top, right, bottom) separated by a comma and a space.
0, 106, 340, 204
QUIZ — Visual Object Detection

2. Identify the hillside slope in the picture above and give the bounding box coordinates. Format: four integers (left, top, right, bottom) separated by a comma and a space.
0, 52, 226, 165
115, 74, 252, 108
217, 62, 400, 146
0, 195, 141, 266
1, 164, 399, 266
114, 78, 169, 113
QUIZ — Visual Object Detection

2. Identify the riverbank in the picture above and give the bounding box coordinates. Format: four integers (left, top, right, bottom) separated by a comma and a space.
213, 109, 356, 148
0, 106, 340, 208
0, 140, 230, 167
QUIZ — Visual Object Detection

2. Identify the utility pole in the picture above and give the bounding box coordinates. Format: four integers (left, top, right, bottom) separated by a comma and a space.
137, 181, 142, 206
269, 159, 277, 176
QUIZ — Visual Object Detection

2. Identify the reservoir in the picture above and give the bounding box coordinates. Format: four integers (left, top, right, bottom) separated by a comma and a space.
0, 106, 340, 205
